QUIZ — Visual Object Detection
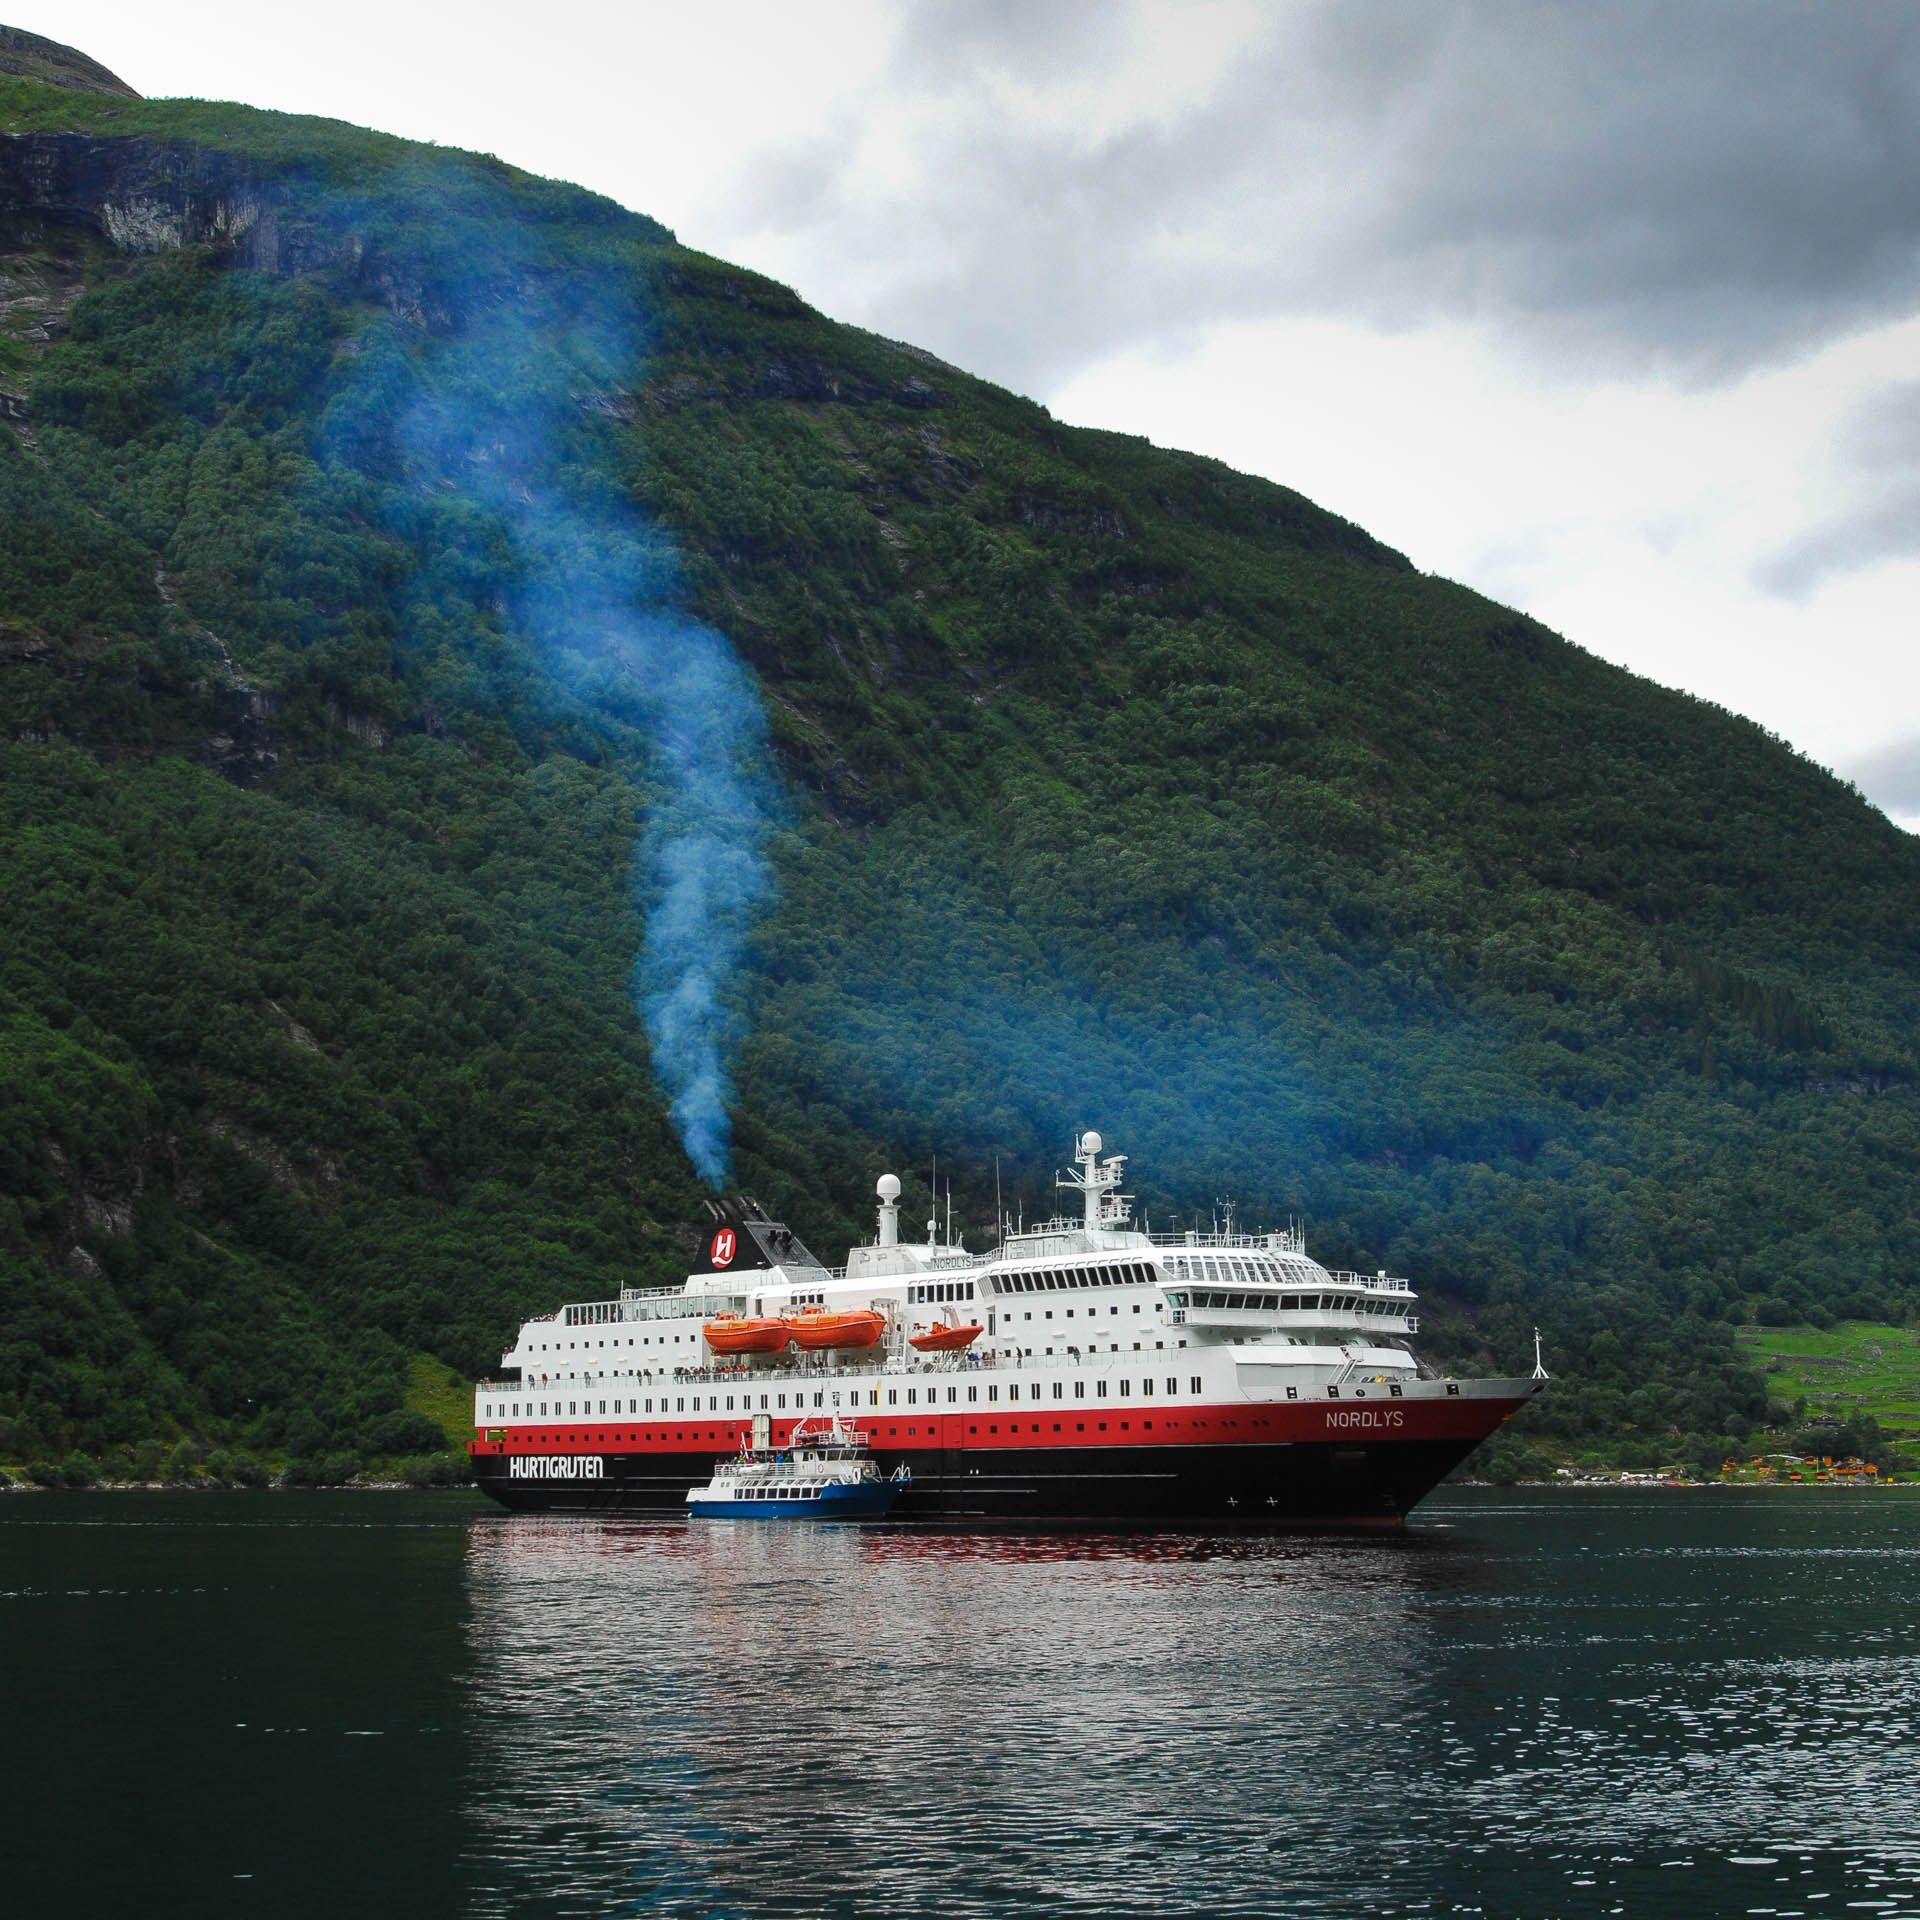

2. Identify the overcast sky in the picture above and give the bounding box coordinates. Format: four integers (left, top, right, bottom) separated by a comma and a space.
24, 0, 1920, 827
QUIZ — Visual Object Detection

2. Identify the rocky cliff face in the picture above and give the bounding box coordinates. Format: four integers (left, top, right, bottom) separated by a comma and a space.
0, 25, 139, 98
0, 130, 280, 261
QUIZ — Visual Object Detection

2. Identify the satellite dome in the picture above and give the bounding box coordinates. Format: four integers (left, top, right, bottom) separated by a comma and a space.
1081, 1129, 1102, 1155
876, 1173, 902, 1200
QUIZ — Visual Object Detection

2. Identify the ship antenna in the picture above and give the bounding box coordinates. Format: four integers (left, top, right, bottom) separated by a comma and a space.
1532, 1327, 1550, 1381
994, 1153, 1004, 1248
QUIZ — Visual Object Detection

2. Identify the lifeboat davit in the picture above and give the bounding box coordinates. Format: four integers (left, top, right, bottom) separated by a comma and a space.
785, 1308, 887, 1352
909, 1322, 984, 1353
703, 1315, 790, 1356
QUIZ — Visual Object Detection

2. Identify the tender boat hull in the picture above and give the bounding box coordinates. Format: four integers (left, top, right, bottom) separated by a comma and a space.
785, 1310, 886, 1351
909, 1323, 984, 1353
702, 1317, 789, 1356
688, 1479, 897, 1519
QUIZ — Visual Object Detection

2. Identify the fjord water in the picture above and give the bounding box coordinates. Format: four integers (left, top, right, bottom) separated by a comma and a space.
6, 1491, 1918, 1918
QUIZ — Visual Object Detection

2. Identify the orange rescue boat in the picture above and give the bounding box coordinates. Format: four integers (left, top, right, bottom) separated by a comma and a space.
702, 1314, 790, 1356
909, 1322, 984, 1353
785, 1307, 886, 1352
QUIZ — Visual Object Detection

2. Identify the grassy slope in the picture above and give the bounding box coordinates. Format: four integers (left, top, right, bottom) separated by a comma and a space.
1733, 1322, 1920, 1432
2, 75, 1919, 1480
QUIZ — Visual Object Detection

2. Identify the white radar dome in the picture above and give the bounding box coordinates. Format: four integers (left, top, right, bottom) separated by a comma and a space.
1080, 1130, 1102, 1155
876, 1173, 902, 1200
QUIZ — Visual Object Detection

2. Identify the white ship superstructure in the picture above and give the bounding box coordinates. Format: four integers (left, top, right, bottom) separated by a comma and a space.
471, 1130, 1545, 1522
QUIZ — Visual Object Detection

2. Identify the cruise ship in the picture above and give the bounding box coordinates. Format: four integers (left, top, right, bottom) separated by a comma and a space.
469, 1130, 1547, 1523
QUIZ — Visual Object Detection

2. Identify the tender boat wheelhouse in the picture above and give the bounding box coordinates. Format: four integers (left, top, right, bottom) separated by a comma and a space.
470, 1129, 1548, 1524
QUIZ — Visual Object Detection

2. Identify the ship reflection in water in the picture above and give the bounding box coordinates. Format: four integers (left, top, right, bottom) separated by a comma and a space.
460, 1495, 1920, 1918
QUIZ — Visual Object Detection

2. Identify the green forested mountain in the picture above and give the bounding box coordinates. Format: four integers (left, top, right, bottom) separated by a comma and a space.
3, 46, 1917, 1485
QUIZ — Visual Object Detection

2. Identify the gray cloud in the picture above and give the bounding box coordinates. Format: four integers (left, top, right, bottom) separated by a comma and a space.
1844, 734, 1920, 820
720, 0, 1920, 398
1755, 380, 1920, 596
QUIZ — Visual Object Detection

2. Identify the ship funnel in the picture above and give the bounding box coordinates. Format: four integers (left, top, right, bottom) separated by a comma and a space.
876, 1172, 901, 1247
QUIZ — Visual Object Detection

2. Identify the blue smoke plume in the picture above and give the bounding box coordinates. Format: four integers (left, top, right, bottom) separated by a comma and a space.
496, 481, 775, 1191
323, 182, 776, 1187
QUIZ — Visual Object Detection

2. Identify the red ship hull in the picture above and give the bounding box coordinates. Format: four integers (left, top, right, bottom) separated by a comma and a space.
469, 1383, 1538, 1524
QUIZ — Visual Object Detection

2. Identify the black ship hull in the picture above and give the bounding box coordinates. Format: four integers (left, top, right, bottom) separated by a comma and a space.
471, 1432, 1492, 1526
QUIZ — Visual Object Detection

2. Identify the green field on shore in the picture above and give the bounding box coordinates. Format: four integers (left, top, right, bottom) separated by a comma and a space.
1734, 1322, 1920, 1433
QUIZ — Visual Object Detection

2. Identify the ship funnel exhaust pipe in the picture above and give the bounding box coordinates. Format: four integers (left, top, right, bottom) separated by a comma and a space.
876, 1172, 901, 1248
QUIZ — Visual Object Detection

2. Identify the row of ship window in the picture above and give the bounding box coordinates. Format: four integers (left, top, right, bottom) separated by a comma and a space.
1163, 1254, 1321, 1287
534, 1335, 699, 1352
481, 1377, 1212, 1421
1166, 1290, 1404, 1315
526, 1288, 1401, 1352
991, 1263, 1153, 1294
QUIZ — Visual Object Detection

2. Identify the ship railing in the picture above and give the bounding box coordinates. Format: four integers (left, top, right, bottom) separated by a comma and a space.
1322, 1271, 1414, 1293
1144, 1229, 1307, 1253
555, 1290, 746, 1326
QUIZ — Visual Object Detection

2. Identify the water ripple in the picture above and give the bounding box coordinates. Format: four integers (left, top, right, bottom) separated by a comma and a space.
456, 1494, 1920, 1917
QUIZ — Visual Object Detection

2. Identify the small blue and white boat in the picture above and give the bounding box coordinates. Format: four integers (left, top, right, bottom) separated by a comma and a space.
686, 1413, 907, 1520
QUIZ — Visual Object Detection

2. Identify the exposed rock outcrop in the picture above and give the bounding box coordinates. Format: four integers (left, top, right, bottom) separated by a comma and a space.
0, 129, 280, 261
0, 25, 140, 98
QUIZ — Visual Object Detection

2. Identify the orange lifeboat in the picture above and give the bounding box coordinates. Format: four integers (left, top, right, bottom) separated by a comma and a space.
909, 1322, 983, 1353
702, 1314, 790, 1356
784, 1308, 886, 1352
